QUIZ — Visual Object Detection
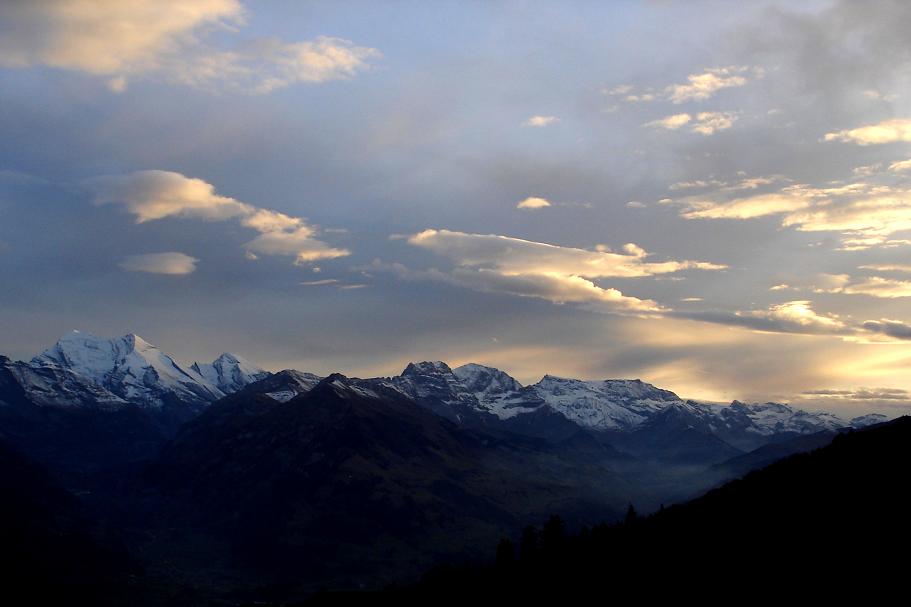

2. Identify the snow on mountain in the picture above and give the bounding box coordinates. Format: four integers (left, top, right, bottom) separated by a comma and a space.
31, 331, 224, 407
452, 363, 522, 396
390, 361, 866, 447
719, 401, 847, 435
390, 361, 481, 423
191, 353, 270, 394
530, 375, 682, 431
449, 363, 544, 419
1, 354, 128, 410
6, 332, 885, 449
851, 413, 890, 427
242, 369, 323, 403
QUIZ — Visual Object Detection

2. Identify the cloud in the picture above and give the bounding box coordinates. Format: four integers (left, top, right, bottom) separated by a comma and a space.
646, 113, 692, 130
611, 66, 754, 106
516, 196, 552, 210
673, 180, 911, 249
169, 36, 380, 94
889, 159, 911, 172
645, 112, 737, 135
825, 119, 911, 145
372, 258, 663, 314
118, 252, 198, 275
0, 1, 377, 93
244, 225, 349, 264
88, 170, 250, 222
691, 111, 737, 135
781, 189, 911, 247
842, 277, 911, 298
801, 387, 909, 401
860, 264, 911, 273
677, 300, 850, 337
604, 84, 633, 96
861, 90, 899, 102
670, 179, 727, 191
450, 268, 661, 313
394, 229, 726, 315
680, 185, 817, 219
811, 273, 852, 292
522, 115, 558, 127
89, 170, 348, 264
666, 66, 750, 103
406, 229, 726, 278
804, 273, 911, 298
862, 319, 911, 340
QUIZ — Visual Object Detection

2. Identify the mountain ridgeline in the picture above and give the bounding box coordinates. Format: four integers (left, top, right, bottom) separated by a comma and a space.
0, 332, 897, 602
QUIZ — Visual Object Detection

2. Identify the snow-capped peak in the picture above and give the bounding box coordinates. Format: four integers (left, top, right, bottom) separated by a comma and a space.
31, 331, 223, 407
452, 363, 522, 396
850, 413, 889, 428
191, 352, 269, 394
401, 361, 453, 377
528, 375, 682, 430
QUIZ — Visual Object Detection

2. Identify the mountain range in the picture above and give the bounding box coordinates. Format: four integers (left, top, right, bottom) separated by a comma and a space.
0, 331, 895, 601
3, 331, 883, 457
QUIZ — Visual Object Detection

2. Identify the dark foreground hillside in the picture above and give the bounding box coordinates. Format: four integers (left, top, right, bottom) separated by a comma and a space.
1, 364, 904, 604
0, 439, 135, 604
327, 416, 911, 602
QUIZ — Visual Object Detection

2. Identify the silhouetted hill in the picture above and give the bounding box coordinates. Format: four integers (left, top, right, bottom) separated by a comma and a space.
0, 439, 134, 604
374, 416, 911, 602
712, 427, 838, 478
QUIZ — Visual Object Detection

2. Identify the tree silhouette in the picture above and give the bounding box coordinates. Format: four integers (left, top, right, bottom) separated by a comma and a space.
496, 537, 516, 570
519, 525, 539, 563
541, 514, 567, 558
625, 503, 638, 525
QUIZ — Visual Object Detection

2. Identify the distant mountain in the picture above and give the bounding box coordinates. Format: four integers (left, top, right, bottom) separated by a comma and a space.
0, 355, 167, 486
1, 333, 274, 486
236, 368, 323, 402
191, 352, 269, 394
712, 429, 839, 479
1, 333, 891, 485
5, 333, 882, 461
386, 361, 864, 462
33, 331, 224, 407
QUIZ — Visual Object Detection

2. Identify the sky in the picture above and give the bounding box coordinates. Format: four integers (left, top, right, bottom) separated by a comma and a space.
2, 0, 911, 417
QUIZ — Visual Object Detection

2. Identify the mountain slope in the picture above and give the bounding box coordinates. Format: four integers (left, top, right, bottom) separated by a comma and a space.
0, 439, 133, 603
402, 416, 911, 600
0, 355, 168, 487
138, 375, 630, 598
191, 352, 269, 394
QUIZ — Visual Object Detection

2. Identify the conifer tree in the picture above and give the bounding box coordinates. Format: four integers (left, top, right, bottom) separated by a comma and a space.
496, 537, 516, 569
